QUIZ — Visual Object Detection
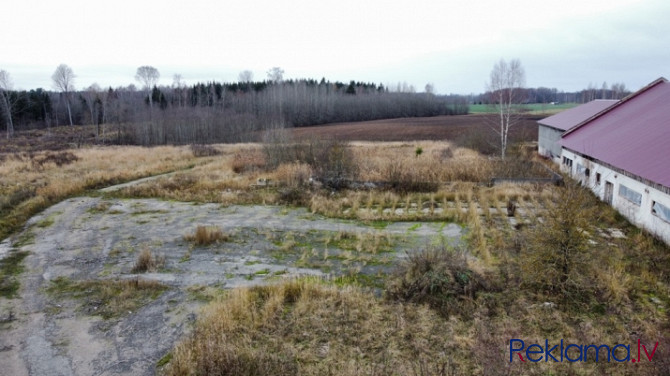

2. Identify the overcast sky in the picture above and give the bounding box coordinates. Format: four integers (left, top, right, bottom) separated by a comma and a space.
2, 0, 669, 94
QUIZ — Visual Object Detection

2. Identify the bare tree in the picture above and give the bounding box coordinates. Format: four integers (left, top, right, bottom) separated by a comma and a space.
611, 82, 628, 100
0, 70, 15, 138
238, 70, 254, 83
266, 67, 284, 83
82, 83, 102, 138
135, 66, 160, 108
52, 64, 76, 126
424, 83, 435, 95
486, 58, 526, 160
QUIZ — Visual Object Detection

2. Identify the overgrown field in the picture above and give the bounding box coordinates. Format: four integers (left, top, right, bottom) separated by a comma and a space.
1, 135, 669, 375
0, 146, 202, 241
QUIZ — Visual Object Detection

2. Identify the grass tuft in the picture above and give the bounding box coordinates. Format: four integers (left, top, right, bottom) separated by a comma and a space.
183, 226, 230, 246
131, 248, 165, 273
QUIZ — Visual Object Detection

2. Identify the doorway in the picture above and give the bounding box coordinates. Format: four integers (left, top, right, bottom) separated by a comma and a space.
604, 181, 614, 205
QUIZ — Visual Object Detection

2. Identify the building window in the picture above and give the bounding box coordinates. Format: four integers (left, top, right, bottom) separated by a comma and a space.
563, 157, 573, 168
618, 184, 642, 206
596, 173, 601, 185
584, 168, 590, 177
652, 201, 670, 223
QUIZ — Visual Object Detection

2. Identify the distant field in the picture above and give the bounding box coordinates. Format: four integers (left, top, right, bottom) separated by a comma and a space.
469, 102, 577, 115
290, 114, 540, 150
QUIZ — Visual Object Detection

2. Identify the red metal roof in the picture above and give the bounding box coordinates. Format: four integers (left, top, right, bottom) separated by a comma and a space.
561, 78, 670, 188
538, 100, 618, 131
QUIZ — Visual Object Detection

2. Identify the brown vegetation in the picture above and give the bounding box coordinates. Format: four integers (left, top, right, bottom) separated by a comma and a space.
163, 279, 461, 376
2, 122, 668, 376
0, 146, 200, 241
131, 248, 166, 273
183, 226, 230, 246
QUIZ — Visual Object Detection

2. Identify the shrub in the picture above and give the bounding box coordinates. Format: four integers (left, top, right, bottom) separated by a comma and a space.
310, 139, 358, 190
263, 132, 356, 190
385, 246, 485, 318
274, 163, 312, 188
518, 182, 597, 305
231, 150, 266, 174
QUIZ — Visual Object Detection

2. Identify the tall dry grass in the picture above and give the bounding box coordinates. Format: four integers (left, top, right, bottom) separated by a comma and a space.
0, 146, 203, 241
163, 278, 469, 375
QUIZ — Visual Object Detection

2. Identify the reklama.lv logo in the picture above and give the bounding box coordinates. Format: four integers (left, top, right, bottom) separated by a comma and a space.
510, 339, 659, 363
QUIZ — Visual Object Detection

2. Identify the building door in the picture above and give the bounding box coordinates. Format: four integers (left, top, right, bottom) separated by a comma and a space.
604, 181, 614, 205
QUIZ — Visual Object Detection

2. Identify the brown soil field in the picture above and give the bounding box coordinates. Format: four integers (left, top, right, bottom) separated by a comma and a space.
290, 114, 540, 144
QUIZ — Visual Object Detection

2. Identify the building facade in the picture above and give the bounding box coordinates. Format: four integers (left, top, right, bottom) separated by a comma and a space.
557, 78, 670, 244
537, 100, 618, 163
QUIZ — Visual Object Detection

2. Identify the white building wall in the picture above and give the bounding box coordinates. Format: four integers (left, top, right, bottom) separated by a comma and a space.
538, 125, 563, 164
561, 149, 670, 245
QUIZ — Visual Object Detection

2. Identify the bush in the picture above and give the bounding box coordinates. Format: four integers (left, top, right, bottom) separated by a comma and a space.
310, 139, 357, 190
262, 131, 357, 190
274, 163, 312, 188
385, 246, 485, 318
231, 150, 266, 174
518, 182, 597, 305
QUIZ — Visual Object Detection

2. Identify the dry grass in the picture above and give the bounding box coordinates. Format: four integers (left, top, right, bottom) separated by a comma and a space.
183, 226, 230, 246
4, 139, 669, 375
0, 145, 202, 241
273, 162, 313, 187
131, 248, 166, 273
163, 278, 467, 375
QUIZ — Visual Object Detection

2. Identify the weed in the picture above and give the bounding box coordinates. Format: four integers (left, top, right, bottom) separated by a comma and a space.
46, 277, 167, 319
156, 352, 173, 368
0, 250, 29, 298
36, 216, 55, 228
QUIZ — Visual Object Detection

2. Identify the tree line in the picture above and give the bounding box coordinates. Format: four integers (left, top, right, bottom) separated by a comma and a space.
0, 66, 468, 144
0, 64, 633, 144
472, 81, 631, 105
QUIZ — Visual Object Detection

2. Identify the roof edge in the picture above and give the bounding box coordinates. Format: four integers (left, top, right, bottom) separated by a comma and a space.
561, 77, 668, 138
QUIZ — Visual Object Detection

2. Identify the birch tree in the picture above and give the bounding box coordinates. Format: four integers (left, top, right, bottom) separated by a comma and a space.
135, 66, 160, 109
82, 83, 102, 138
0, 70, 15, 138
52, 64, 76, 126
487, 58, 526, 160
